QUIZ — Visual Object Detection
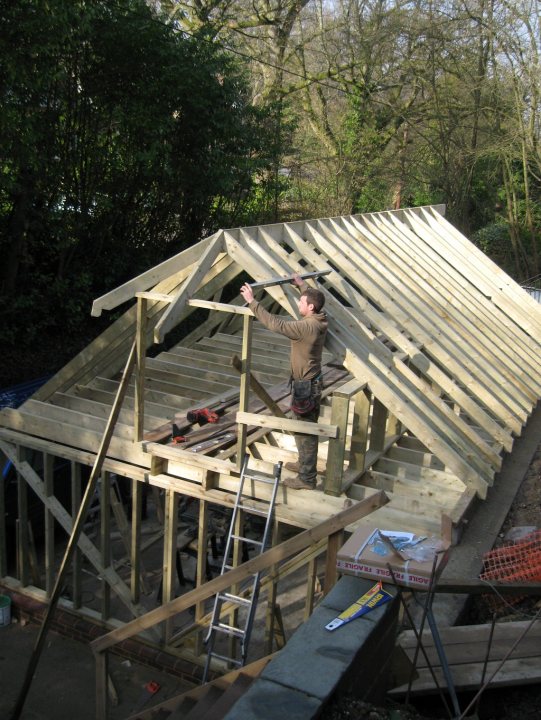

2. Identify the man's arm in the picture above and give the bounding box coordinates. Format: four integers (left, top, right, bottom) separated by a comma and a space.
239, 281, 307, 340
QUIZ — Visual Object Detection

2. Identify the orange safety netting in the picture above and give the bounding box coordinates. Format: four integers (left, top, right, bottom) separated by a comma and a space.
480, 529, 541, 609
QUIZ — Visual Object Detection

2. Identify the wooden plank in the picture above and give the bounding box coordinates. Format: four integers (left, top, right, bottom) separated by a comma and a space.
100, 470, 112, 620
343, 351, 491, 496
131, 478, 142, 604
351, 502, 443, 536
374, 457, 465, 489
389, 657, 541, 695
238, 316, 255, 464
147, 356, 241, 385
71, 461, 82, 608
91, 232, 221, 316
0, 408, 150, 467
387, 445, 446, 469
144, 365, 233, 396
225, 229, 300, 320
91, 489, 390, 652
391, 619, 541, 696
80, 377, 195, 410
0, 428, 148, 482
188, 298, 254, 315
134, 291, 174, 303
37, 273, 182, 401
365, 210, 540, 398
372, 212, 541, 400
135, 296, 147, 441
194, 335, 291, 365
434, 580, 541, 595
43, 453, 55, 596
361, 469, 464, 504
302, 221, 520, 450
49, 393, 168, 429
143, 442, 235, 475
236, 411, 338, 438
166, 347, 285, 382
154, 233, 224, 343
16, 445, 29, 586
350, 475, 453, 513
325, 392, 350, 495
344, 214, 531, 419
349, 388, 371, 473
249, 442, 326, 473
21, 400, 136, 441
231, 354, 287, 419
421, 207, 541, 344
250, 269, 331, 289
313, 216, 525, 434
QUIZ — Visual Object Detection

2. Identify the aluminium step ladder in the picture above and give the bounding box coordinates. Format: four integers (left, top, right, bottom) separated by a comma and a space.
202, 455, 282, 683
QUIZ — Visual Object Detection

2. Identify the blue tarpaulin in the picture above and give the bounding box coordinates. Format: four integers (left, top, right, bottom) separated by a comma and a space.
0, 376, 50, 410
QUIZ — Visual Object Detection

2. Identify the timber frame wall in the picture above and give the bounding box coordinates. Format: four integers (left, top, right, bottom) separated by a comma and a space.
2, 204, 541, 700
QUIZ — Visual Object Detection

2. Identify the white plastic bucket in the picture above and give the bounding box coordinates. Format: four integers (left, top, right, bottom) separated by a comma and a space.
0, 594, 11, 626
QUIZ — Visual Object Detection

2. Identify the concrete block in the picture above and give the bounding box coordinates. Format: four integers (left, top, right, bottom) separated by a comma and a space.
260, 598, 391, 701
223, 576, 400, 718
222, 677, 321, 720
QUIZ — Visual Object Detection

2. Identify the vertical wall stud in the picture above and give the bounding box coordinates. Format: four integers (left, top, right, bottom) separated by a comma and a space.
43, 453, 55, 596
71, 461, 82, 608
236, 314, 253, 468
162, 489, 178, 642
17, 445, 29, 586
100, 471, 111, 620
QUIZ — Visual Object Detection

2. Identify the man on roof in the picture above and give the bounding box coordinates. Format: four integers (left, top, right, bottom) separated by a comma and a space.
240, 274, 328, 490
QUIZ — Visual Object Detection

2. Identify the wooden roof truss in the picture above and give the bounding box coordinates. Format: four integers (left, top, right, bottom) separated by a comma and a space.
2, 204, 541, 683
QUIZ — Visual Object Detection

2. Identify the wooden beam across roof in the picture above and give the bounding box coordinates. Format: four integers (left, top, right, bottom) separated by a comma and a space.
91, 231, 223, 316
154, 232, 225, 343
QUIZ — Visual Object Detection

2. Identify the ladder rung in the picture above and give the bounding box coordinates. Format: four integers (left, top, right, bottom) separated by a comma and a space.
230, 534, 263, 547
209, 651, 243, 667
218, 592, 252, 607
238, 506, 270, 518
212, 622, 246, 639
243, 474, 276, 485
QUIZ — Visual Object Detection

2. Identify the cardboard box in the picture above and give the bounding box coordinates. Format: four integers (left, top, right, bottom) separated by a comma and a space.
336, 526, 450, 590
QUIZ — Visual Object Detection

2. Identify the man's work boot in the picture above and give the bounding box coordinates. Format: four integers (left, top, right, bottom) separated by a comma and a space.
284, 461, 300, 473
283, 476, 315, 490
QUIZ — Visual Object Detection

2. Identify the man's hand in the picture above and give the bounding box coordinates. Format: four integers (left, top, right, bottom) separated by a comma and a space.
240, 282, 254, 304
291, 273, 304, 287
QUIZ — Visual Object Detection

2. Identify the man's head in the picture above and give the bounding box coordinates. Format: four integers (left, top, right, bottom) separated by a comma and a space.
299, 288, 325, 316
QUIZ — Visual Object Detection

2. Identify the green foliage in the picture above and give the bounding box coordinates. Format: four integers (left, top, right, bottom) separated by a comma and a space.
471, 222, 514, 274
0, 0, 279, 381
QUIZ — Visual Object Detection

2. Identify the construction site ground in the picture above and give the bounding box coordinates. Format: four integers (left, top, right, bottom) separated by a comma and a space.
2, 410, 541, 720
